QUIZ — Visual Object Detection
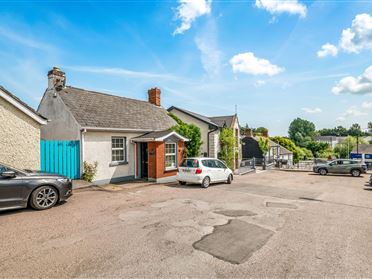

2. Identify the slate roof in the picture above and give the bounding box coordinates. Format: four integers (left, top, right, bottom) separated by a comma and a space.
209, 115, 236, 128
168, 106, 236, 128
58, 86, 176, 131
351, 144, 372, 154
0, 85, 47, 121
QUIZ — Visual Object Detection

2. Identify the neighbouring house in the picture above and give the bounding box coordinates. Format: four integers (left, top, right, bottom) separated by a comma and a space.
38, 67, 187, 184
350, 144, 372, 169
314, 136, 346, 149
167, 106, 241, 169
241, 129, 293, 165
0, 86, 47, 170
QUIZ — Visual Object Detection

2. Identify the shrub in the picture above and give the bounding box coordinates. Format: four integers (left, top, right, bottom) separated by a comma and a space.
219, 128, 235, 169
82, 161, 98, 183
169, 113, 203, 157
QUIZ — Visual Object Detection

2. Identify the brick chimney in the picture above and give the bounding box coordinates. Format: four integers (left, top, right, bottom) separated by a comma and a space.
48, 67, 66, 91
262, 130, 269, 137
148, 87, 161, 106
245, 128, 253, 137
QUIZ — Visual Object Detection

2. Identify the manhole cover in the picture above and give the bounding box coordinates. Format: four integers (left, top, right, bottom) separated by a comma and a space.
193, 219, 274, 264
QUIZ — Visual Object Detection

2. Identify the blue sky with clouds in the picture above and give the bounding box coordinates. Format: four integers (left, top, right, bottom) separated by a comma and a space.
0, 0, 371, 135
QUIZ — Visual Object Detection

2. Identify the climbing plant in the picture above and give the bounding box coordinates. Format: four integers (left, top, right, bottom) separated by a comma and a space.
219, 128, 235, 169
168, 113, 202, 157
258, 136, 270, 156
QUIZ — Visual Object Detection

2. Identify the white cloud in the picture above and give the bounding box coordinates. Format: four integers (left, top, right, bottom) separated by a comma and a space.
173, 0, 212, 35
317, 43, 338, 58
332, 66, 372, 95
229, 52, 284, 76
255, 0, 307, 18
340, 13, 372, 53
194, 19, 221, 77
362, 101, 372, 108
254, 80, 266, 87
337, 106, 367, 121
302, 107, 322, 114
64, 66, 180, 81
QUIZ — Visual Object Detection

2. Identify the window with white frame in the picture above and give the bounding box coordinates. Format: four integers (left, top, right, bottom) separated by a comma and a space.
111, 137, 126, 162
165, 142, 177, 170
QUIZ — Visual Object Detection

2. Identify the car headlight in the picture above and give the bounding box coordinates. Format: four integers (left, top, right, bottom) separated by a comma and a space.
57, 178, 70, 183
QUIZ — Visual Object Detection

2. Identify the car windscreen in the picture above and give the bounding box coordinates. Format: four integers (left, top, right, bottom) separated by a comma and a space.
181, 159, 199, 168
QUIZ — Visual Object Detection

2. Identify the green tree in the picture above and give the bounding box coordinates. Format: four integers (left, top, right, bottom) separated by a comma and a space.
305, 141, 330, 157
318, 126, 348, 136
333, 136, 367, 158
168, 113, 202, 157
253, 127, 268, 136
348, 123, 363, 137
368, 121, 372, 133
258, 136, 270, 155
288, 118, 316, 147
219, 128, 235, 169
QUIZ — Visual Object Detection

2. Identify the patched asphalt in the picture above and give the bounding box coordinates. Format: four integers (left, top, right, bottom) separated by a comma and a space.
193, 219, 274, 264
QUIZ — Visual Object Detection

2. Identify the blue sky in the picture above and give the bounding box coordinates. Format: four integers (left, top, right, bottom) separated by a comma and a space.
0, 0, 371, 135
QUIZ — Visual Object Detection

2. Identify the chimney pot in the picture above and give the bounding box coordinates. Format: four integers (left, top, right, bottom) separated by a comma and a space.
148, 87, 161, 106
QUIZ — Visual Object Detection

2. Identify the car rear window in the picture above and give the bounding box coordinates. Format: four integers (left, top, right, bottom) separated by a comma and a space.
181, 159, 199, 168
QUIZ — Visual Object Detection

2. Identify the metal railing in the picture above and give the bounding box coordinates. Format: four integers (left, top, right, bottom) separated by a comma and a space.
239, 158, 255, 174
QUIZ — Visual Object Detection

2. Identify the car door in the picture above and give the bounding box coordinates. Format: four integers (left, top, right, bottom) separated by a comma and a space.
212, 160, 225, 181
328, 160, 342, 174
216, 160, 229, 181
341, 160, 352, 174
201, 160, 217, 182
0, 165, 26, 209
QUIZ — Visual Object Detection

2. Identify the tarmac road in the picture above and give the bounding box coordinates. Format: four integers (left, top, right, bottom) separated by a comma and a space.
1, 170, 372, 278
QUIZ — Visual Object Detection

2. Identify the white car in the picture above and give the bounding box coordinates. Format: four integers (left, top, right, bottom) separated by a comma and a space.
176, 158, 233, 188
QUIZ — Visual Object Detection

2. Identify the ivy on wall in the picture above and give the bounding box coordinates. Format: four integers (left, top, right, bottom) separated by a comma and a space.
219, 128, 235, 169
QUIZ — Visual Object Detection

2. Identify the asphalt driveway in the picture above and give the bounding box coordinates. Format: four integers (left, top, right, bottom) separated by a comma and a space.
1, 170, 372, 278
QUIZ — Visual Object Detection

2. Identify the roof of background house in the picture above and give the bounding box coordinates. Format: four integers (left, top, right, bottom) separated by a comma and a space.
168, 106, 236, 128
58, 86, 176, 131
351, 144, 372, 154
315, 136, 347, 142
0, 85, 47, 124
209, 115, 236, 128
252, 136, 293, 155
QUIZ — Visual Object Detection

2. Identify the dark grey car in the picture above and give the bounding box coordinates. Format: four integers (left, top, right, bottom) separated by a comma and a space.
0, 163, 72, 212
313, 159, 367, 177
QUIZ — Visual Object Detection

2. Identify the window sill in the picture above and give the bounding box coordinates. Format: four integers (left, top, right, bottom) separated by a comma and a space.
165, 168, 178, 172
109, 161, 128, 167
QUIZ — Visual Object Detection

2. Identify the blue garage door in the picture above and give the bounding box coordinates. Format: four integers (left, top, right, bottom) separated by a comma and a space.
40, 140, 80, 179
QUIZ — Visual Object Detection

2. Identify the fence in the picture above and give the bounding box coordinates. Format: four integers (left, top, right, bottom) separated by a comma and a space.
40, 140, 80, 179
239, 159, 255, 175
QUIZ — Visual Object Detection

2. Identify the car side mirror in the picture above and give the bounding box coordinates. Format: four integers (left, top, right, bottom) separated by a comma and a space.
1, 171, 16, 178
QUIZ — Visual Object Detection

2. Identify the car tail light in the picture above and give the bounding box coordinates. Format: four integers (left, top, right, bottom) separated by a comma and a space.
195, 168, 202, 174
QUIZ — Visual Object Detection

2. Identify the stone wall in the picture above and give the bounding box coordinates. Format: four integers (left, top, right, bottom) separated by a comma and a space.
0, 97, 41, 170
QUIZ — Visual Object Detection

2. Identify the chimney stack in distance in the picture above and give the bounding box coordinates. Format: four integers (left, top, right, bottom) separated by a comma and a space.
148, 87, 161, 106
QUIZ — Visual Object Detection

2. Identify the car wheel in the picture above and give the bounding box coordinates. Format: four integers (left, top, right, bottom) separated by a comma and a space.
226, 174, 233, 184
318, 168, 327, 176
351, 169, 361, 177
30, 186, 59, 210
179, 181, 186, 185
201, 177, 210, 188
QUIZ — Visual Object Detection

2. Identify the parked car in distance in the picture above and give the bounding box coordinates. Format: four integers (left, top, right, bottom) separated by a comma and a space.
0, 162, 72, 212
313, 159, 367, 177
177, 158, 233, 188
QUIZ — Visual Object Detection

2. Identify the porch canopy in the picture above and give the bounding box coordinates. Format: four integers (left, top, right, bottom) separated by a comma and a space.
131, 130, 189, 143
